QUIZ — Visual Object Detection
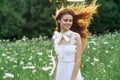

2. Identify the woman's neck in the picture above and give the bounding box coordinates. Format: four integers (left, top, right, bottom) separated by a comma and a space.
60, 29, 69, 34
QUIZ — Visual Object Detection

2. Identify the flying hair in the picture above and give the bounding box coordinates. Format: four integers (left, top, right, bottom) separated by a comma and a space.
53, 0, 99, 51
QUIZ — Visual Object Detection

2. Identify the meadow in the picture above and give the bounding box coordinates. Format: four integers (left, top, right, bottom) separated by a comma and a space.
0, 31, 120, 80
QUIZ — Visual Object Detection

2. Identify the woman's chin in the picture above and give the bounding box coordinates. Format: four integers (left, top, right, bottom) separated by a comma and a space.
66, 27, 71, 30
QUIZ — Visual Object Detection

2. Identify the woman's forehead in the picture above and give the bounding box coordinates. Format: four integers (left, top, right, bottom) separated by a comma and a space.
61, 14, 73, 19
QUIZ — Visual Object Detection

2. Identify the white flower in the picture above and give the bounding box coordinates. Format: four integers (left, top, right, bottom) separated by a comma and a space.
42, 66, 52, 71
91, 62, 95, 65
20, 61, 24, 65
93, 58, 99, 62
39, 58, 42, 61
29, 56, 33, 61
22, 66, 35, 69
0, 67, 4, 70
86, 57, 90, 61
95, 78, 99, 80
92, 47, 96, 50
103, 42, 108, 44
37, 52, 43, 55
32, 69, 37, 74
3, 73, 14, 78
22, 36, 28, 41
105, 50, 109, 53
111, 47, 114, 49
2, 53, 7, 57
27, 62, 32, 65
87, 45, 90, 48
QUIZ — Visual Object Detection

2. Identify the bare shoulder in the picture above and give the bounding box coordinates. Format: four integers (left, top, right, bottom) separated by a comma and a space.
71, 31, 81, 43
72, 32, 81, 40
76, 33, 81, 39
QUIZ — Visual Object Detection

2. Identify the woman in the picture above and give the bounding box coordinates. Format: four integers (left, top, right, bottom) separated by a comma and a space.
52, 0, 99, 80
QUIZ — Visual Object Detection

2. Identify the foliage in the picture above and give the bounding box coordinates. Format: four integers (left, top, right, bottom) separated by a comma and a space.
89, 0, 120, 34
0, 32, 120, 80
0, 0, 56, 39
0, 0, 120, 39
0, 0, 24, 39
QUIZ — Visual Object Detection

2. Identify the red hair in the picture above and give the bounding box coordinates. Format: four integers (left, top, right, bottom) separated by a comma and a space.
53, 0, 99, 51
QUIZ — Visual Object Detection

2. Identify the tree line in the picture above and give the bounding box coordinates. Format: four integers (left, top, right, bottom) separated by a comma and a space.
0, 0, 119, 40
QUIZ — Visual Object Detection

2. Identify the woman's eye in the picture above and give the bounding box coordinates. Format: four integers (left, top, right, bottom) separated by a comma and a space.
63, 19, 73, 22
69, 20, 73, 22
64, 19, 68, 22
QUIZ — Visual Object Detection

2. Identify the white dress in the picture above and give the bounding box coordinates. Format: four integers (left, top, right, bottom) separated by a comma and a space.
53, 30, 83, 80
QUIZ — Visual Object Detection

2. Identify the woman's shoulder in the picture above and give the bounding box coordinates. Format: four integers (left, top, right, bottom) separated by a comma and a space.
71, 31, 80, 37
70, 31, 81, 44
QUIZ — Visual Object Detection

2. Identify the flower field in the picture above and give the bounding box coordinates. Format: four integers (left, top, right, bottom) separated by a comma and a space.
0, 32, 120, 80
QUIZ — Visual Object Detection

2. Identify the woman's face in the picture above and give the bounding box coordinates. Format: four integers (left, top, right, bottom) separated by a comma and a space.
58, 14, 73, 31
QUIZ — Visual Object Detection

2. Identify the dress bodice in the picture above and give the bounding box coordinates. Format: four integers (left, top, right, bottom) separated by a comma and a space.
52, 30, 78, 62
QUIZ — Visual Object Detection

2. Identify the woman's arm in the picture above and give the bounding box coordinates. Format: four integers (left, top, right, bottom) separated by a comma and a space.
71, 34, 83, 80
54, 56, 58, 80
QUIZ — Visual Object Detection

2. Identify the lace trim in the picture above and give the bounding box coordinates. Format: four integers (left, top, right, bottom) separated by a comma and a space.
70, 32, 77, 45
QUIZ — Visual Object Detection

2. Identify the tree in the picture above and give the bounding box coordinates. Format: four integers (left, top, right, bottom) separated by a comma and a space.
88, 0, 120, 33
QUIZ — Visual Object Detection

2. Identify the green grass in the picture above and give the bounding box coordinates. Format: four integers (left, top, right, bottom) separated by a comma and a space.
0, 32, 120, 80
